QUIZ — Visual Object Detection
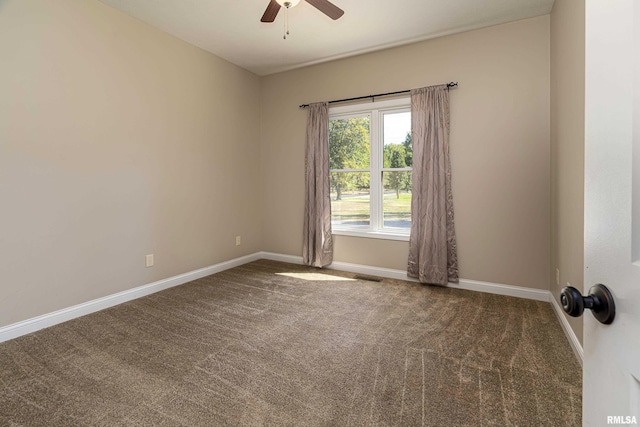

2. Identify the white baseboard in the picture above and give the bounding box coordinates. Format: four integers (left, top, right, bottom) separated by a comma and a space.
454, 278, 550, 301
259, 252, 304, 265
260, 252, 549, 301
0, 248, 582, 368
549, 293, 584, 366
0, 252, 262, 343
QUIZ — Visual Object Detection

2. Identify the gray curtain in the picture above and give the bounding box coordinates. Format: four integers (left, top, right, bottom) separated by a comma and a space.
407, 85, 459, 285
303, 102, 333, 267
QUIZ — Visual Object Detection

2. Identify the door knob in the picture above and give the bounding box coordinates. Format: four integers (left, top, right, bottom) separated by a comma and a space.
560, 284, 615, 324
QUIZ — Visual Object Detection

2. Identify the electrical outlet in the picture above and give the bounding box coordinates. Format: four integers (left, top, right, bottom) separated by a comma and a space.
556, 268, 560, 286
235, 236, 241, 246
146, 254, 154, 268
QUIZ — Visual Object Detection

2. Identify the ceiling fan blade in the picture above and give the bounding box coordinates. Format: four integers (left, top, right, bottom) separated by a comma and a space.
261, 0, 281, 23
305, 0, 344, 20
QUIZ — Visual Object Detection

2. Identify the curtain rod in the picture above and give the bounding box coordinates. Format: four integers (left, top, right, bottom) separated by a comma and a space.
298, 82, 458, 109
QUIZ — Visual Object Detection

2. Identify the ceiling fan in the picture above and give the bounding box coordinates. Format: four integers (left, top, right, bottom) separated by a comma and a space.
260, 0, 344, 23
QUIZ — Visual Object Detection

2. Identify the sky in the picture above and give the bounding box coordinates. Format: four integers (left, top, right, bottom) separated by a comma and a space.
383, 111, 411, 145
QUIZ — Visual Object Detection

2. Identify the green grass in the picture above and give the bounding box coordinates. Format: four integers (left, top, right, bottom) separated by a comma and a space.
330, 191, 411, 224
383, 192, 411, 217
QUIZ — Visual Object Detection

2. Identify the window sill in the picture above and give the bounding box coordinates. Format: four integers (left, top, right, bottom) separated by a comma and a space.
332, 229, 410, 242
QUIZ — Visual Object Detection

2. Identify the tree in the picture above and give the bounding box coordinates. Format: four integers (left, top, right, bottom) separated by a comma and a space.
329, 117, 370, 200
383, 143, 408, 199
402, 132, 412, 167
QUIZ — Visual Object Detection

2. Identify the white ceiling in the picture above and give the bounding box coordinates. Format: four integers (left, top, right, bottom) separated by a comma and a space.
97, 0, 555, 76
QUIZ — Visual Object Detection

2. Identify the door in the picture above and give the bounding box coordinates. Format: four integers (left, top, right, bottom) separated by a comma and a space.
584, 0, 640, 424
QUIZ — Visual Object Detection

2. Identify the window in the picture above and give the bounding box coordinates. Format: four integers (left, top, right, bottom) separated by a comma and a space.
329, 98, 412, 240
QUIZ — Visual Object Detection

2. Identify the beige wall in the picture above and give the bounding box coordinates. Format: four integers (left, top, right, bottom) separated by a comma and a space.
261, 16, 551, 290
550, 0, 585, 345
0, 0, 262, 328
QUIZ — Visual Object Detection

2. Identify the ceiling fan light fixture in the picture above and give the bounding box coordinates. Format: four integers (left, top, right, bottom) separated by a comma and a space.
275, 0, 302, 8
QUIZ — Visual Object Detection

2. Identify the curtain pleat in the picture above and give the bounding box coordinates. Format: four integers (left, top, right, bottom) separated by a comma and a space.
407, 85, 458, 285
303, 102, 333, 267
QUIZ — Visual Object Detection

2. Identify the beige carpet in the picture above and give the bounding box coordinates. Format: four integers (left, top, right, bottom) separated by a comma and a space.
0, 260, 581, 426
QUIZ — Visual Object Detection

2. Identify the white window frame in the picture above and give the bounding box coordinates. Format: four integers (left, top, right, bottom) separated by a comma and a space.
329, 97, 411, 241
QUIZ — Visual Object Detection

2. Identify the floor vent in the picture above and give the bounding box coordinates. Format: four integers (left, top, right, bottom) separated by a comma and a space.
354, 275, 382, 282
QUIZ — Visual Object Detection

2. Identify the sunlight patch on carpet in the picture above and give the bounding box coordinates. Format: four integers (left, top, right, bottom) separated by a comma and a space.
276, 272, 355, 281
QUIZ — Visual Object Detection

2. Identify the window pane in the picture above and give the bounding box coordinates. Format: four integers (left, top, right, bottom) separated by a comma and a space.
383, 111, 412, 168
383, 171, 412, 229
331, 172, 370, 227
329, 116, 370, 169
